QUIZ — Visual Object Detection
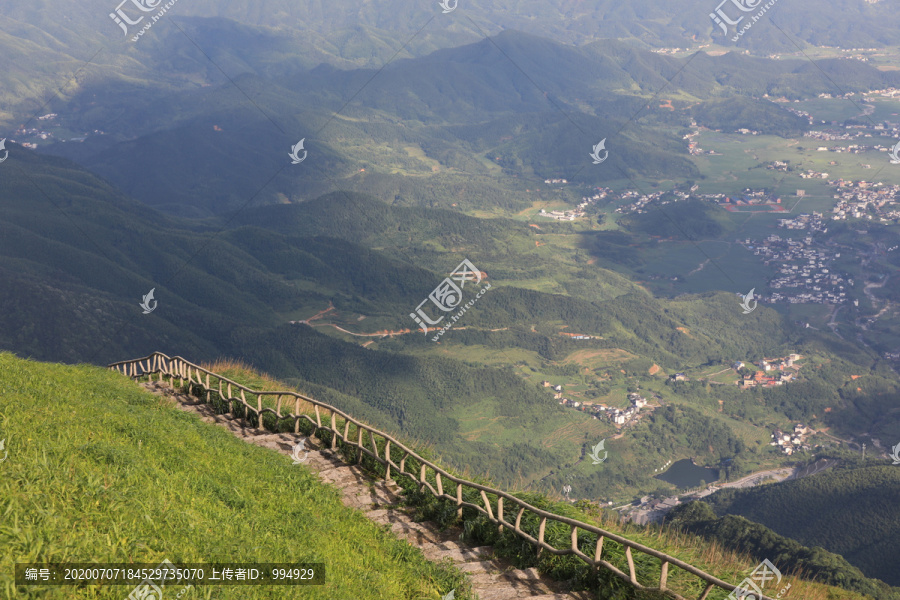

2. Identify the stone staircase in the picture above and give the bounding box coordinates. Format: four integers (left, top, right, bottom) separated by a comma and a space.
144, 380, 595, 600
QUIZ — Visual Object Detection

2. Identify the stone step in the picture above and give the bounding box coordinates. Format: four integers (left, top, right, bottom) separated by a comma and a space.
468, 568, 556, 596
475, 587, 524, 600
390, 521, 452, 546
316, 467, 367, 488
454, 558, 510, 574
346, 484, 401, 506
420, 543, 494, 563
364, 508, 411, 525
144, 382, 596, 600
523, 592, 594, 600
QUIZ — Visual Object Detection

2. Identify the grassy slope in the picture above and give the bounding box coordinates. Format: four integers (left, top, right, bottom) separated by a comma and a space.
0, 352, 467, 600
196, 358, 876, 600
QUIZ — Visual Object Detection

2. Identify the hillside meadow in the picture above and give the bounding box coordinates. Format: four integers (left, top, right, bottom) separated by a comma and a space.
0, 352, 467, 600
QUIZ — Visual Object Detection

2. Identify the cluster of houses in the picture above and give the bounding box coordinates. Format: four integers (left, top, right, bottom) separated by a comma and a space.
558, 332, 595, 340
714, 188, 781, 206
817, 90, 868, 99
538, 208, 584, 221
830, 180, 900, 223
614, 186, 697, 214
804, 130, 859, 142
602, 393, 649, 425
744, 235, 849, 306
615, 189, 666, 213
738, 176, 900, 310
770, 423, 813, 455
783, 105, 814, 124
683, 124, 720, 156
12, 114, 57, 146
544, 178, 568, 184
738, 355, 801, 388
866, 86, 900, 98
778, 212, 828, 232
578, 187, 611, 210
547, 383, 650, 425
816, 142, 895, 155
534, 186, 613, 222
652, 46, 705, 55
10, 114, 103, 148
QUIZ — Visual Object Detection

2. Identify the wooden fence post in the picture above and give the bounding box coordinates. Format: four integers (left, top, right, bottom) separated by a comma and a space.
537, 517, 547, 558
257, 393, 263, 429
330, 412, 337, 450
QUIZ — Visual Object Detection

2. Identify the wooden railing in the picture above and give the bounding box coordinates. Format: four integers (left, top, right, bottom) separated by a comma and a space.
109, 352, 776, 600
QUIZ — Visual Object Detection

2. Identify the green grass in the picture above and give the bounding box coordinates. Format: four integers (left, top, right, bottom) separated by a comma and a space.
0, 352, 468, 600
137, 356, 874, 600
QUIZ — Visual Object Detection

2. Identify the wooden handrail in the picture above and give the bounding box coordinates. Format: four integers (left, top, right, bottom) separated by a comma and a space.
109, 352, 778, 600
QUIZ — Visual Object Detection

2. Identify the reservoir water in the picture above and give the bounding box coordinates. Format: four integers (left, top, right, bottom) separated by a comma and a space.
655, 458, 719, 489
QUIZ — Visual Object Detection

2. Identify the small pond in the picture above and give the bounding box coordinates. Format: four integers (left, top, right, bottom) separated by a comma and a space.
654, 458, 719, 489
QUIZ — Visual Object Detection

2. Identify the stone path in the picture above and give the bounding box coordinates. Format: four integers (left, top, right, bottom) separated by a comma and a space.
143, 380, 595, 600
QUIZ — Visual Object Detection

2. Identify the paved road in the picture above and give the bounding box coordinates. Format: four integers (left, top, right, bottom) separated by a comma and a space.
695, 458, 838, 496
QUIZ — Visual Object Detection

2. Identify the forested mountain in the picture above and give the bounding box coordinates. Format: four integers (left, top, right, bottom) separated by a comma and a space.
693, 462, 900, 587
3, 147, 898, 492
5, 2, 900, 591
666, 498, 900, 599
7, 25, 900, 216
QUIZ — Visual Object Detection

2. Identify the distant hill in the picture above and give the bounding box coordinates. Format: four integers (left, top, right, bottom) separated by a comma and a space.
4, 148, 899, 494
666, 498, 900, 599
691, 97, 811, 137
698, 462, 900, 587
618, 199, 736, 241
